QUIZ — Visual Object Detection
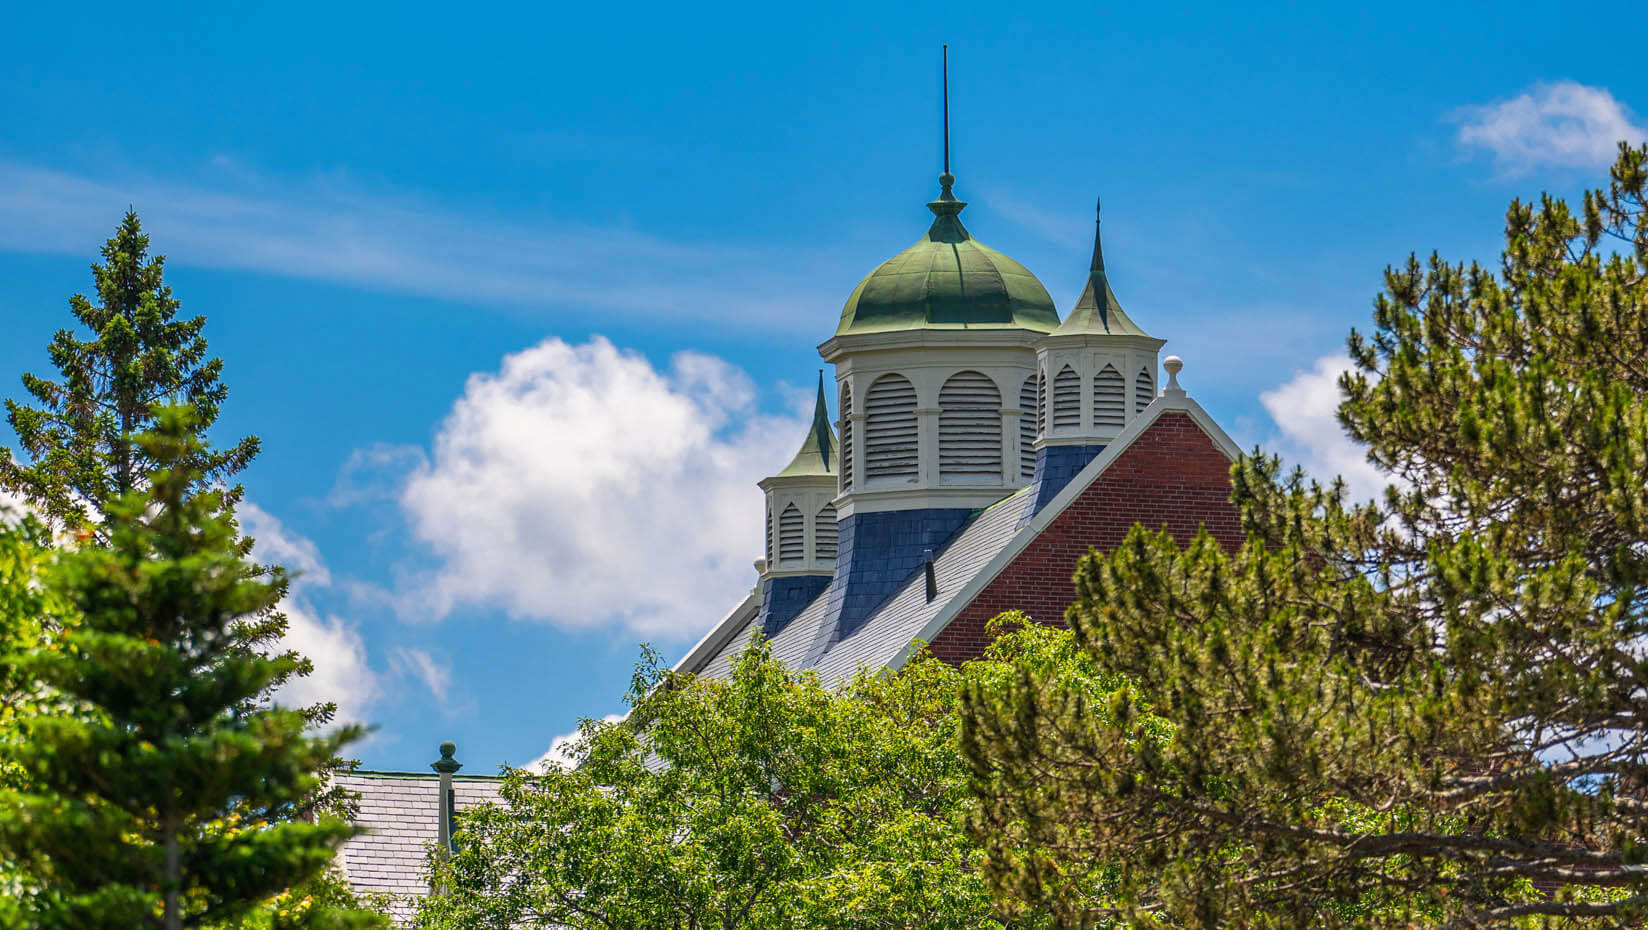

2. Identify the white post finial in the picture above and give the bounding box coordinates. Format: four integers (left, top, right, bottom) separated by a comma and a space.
1162, 356, 1185, 397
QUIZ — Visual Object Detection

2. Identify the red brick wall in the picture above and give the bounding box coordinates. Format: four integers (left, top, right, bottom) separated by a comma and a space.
928, 412, 1243, 664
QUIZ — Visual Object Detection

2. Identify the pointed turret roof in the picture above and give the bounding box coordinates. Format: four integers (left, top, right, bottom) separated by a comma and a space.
1054, 198, 1152, 337
775, 373, 837, 478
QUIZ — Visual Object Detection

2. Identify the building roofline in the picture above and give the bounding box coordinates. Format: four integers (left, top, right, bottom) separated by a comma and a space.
339, 769, 510, 781
672, 590, 760, 676
882, 383, 1239, 674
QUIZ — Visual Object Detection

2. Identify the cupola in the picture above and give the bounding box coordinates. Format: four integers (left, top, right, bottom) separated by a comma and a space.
756, 375, 839, 636
820, 173, 1055, 521
1025, 198, 1167, 514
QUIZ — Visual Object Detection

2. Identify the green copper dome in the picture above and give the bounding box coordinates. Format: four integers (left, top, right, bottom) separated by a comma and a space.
835, 175, 1060, 336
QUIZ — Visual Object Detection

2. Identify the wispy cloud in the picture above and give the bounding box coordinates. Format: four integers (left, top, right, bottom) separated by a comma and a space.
389, 646, 453, 704
0, 159, 833, 330
1453, 82, 1645, 176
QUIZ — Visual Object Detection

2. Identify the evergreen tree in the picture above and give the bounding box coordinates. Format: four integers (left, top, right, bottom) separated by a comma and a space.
0, 209, 258, 530
0, 410, 382, 930
963, 143, 1648, 927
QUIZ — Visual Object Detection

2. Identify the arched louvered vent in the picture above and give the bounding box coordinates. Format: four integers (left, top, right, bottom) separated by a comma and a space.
839, 383, 853, 492
1135, 367, 1154, 413
764, 501, 773, 564
939, 371, 1002, 481
1094, 365, 1126, 430
1037, 367, 1047, 435
815, 504, 838, 560
864, 374, 918, 480
1052, 366, 1080, 429
778, 504, 804, 563
1019, 375, 1038, 479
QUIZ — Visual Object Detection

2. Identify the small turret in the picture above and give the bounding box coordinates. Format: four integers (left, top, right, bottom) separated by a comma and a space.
756, 375, 839, 636
1025, 198, 1166, 515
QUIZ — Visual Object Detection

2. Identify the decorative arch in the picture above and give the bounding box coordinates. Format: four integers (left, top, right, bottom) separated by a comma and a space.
815, 503, 838, 560
1094, 364, 1126, 429
778, 503, 804, 563
1052, 365, 1081, 429
938, 370, 1002, 482
1018, 374, 1038, 480
864, 374, 918, 480
1135, 367, 1154, 413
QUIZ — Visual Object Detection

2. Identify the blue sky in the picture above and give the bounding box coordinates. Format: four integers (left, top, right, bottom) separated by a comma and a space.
2, 0, 1644, 771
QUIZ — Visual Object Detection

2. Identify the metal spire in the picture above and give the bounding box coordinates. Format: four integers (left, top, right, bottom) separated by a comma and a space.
942, 44, 950, 178
928, 44, 966, 233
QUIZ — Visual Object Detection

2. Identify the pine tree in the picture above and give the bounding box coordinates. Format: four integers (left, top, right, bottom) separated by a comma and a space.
0, 409, 382, 930
0, 209, 258, 530
963, 143, 1648, 927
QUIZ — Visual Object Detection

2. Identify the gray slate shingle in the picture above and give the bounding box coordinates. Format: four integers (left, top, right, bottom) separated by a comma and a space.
334, 773, 504, 925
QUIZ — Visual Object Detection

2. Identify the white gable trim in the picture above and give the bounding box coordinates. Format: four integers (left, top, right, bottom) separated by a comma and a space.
883, 390, 1239, 674
673, 591, 760, 676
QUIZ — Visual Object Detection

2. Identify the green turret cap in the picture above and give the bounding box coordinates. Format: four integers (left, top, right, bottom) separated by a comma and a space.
431, 741, 463, 774
835, 174, 1060, 336
775, 373, 836, 477
1054, 198, 1152, 337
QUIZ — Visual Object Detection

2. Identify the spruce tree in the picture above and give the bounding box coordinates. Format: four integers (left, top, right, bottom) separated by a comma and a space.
0, 409, 381, 930
0, 209, 258, 530
962, 143, 1648, 927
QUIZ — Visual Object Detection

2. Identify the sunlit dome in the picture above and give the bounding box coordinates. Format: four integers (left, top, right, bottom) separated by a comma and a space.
834, 174, 1060, 337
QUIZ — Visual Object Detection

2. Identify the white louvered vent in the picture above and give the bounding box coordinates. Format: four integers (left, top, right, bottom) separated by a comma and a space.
1135, 367, 1154, 413
778, 504, 804, 563
764, 501, 772, 563
939, 371, 1001, 481
864, 375, 918, 480
1019, 375, 1038, 479
1037, 367, 1047, 435
839, 383, 853, 492
1094, 364, 1125, 430
1052, 366, 1080, 429
815, 504, 838, 560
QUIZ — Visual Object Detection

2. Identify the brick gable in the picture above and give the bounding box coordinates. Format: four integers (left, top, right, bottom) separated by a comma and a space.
928, 411, 1242, 664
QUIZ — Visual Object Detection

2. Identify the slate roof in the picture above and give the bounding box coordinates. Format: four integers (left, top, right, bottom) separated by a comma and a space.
333, 771, 505, 925
679, 389, 1241, 687
681, 489, 1033, 687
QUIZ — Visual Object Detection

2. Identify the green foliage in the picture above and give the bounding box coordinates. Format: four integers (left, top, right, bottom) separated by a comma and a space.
962, 143, 1648, 927
0, 410, 383, 930
0, 209, 258, 531
416, 630, 1094, 930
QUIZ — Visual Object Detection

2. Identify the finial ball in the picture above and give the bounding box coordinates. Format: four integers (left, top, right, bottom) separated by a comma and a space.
439, 741, 456, 759
939, 171, 954, 188
1164, 356, 1183, 376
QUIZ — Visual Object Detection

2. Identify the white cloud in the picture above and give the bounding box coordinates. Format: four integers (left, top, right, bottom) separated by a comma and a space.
1259, 354, 1389, 502
1454, 82, 1646, 175
530, 713, 626, 773
391, 336, 805, 638
275, 602, 380, 726
389, 646, 452, 704
0, 160, 832, 330
240, 502, 383, 725
240, 500, 331, 587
